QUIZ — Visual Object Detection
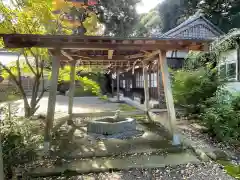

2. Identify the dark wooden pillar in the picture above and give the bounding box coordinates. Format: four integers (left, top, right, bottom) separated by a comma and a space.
157, 59, 161, 104
117, 69, 120, 101
149, 68, 152, 100
143, 63, 149, 112
111, 74, 114, 98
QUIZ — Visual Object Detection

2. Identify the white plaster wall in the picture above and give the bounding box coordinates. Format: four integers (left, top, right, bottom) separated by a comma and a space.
219, 49, 240, 92
166, 51, 188, 58
219, 49, 238, 64
224, 82, 240, 93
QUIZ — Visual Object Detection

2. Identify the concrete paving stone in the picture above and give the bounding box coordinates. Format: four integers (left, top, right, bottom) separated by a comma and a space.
28, 152, 200, 177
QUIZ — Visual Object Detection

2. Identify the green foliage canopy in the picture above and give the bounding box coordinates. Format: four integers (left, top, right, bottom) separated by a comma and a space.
173, 68, 220, 114
132, 9, 162, 37
97, 0, 140, 36
50, 65, 101, 96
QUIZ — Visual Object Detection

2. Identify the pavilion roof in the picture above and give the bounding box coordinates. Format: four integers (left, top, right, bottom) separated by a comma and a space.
0, 33, 211, 69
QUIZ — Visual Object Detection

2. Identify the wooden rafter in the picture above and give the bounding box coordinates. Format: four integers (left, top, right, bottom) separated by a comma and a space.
61, 50, 74, 61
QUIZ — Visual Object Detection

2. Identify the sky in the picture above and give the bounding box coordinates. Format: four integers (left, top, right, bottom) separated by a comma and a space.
136, 0, 163, 14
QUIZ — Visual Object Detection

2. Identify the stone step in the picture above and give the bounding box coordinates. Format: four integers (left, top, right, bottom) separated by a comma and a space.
62, 141, 184, 160
26, 152, 200, 178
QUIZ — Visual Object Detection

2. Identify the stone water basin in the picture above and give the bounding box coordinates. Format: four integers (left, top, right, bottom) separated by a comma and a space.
87, 117, 136, 135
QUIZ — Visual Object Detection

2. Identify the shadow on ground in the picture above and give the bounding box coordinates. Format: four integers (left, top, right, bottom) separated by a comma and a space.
50, 116, 177, 162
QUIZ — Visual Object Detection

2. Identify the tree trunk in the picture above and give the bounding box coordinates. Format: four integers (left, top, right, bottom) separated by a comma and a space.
29, 76, 41, 116
23, 96, 31, 118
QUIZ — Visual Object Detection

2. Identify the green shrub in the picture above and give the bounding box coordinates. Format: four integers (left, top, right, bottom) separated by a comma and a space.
74, 87, 97, 97
172, 68, 220, 114
99, 95, 108, 101
184, 51, 217, 70
231, 93, 240, 111
118, 104, 137, 112
1, 107, 43, 178
201, 89, 240, 142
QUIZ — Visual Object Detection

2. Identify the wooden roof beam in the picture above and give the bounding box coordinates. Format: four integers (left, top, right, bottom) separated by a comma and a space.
2, 40, 208, 52
144, 50, 160, 61
73, 55, 139, 61
80, 59, 130, 62
1, 34, 212, 52
61, 50, 74, 61
124, 53, 145, 60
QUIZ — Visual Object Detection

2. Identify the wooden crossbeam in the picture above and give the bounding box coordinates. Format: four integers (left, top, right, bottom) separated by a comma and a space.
124, 53, 144, 59
80, 59, 130, 62
144, 50, 161, 61
60, 54, 151, 61
61, 50, 74, 61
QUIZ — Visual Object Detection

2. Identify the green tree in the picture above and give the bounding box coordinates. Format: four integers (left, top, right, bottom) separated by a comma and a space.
58, 0, 141, 36
57, 0, 102, 35
133, 0, 189, 35
0, 0, 102, 117
0, 0, 65, 117
0, 52, 51, 117
184, 0, 240, 33
133, 9, 162, 37
97, 0, 140, 36
157, 0, 187, 32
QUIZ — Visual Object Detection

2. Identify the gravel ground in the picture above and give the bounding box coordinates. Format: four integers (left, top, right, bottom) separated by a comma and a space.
33, 162, 234, 180
29, 121, 237, 180
177, 120, 240, 164
29, 117, 239, 180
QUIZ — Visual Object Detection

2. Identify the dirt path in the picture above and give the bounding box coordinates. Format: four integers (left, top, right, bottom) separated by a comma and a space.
2, 94, 120, 116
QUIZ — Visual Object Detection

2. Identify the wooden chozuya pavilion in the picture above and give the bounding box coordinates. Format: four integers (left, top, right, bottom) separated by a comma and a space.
0, 33, 211, 149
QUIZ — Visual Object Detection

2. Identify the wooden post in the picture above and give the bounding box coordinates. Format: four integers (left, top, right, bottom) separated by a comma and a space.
149, 69, 152, 100
68, 60, 76, 125
111, 74, 114, 98
143, 62, 149, 112
117, 69, 120, 101
44, 50, 60, 153
158, 50, 180, 145
157, 60, 161, 104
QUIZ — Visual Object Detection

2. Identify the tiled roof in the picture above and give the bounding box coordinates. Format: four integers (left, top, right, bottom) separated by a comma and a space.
161, 12, 224, 40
